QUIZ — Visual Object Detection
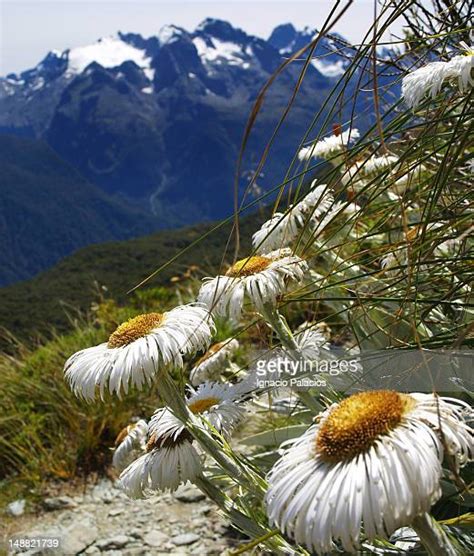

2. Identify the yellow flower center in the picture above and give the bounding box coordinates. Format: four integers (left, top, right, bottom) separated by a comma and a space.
188, 397, 220, 414
108, 312, 164, 348
146, 429, 192, 451
406, 226, 419, 242
316, 390, 415, 462
114, 424, 134, 447
226, 256, 272, 277
195, 341, 225, 366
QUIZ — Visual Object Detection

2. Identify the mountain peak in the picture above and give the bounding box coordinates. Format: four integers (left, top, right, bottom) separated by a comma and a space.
158, 24, 187, 45
118, 32, 160, 56
268, 23, 297, 50
196, 18, 248, 43
65, 35, 151, 75
37, 50, 68, 73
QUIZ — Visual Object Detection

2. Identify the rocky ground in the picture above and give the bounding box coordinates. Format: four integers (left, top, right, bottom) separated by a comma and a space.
2, 479, 242, 555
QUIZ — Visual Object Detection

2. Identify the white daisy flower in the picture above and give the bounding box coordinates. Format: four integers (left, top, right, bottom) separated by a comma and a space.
436, 237, 460, 256
112, 419, 148, 472
190, 339, 239, 386
64, 304, 214, 400
147, 382, 244, 447
252, 183, 334, 252
298, 128, 360, 162
387, 190, 401, 202
342, 201, 362, 215
251, 212, 299, 253
402, 48, 474, 108
198, 248, 308, 322
340, 162, 365, 188
390, 161, 427, 194
343, 157, 425, 196
186, 381, 245, 435
380, 248, 407, 276
118, 428, 201, 498
296, 184, 336, 215
342, 154, 398, 183
119, 382, 245, 498
362, 153, 399, 175
266, 390, 473, 554
292, 322, 329, 361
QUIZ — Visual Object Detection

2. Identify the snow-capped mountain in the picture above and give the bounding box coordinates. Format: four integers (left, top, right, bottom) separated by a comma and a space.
0, 19, 349, 136
1, 20, 348, 215
0, 19, 400, 284
268, 23, 350, 77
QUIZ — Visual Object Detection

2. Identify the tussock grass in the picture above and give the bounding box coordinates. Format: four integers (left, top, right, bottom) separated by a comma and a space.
0, 289, 187, 501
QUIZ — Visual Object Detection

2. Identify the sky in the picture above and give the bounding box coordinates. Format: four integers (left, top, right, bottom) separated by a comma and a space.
0, 0, 405, 75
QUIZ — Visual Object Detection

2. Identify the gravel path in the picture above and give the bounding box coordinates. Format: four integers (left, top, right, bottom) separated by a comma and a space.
3, 479, 241, 555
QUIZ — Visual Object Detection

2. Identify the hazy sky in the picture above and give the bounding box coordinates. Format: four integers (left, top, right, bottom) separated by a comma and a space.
0, 0, 405, 75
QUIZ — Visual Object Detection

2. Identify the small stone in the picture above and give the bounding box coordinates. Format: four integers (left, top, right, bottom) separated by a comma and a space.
108, 508, 124, 517
95, 534, 131, 550
91, 479, 114, 501
143, 530, 169, 547
84, 546, 100, 555
102, 492, 114, 504
198, 504, 213, 515
7, 498, 26, 516
128, 528, 143, 539
174, 485, 205, 503
171, 533, 200, 546
137, 508, 153, 516
62, 522, 99, 554
43, 496, 77, 511
123, 549, 151, 556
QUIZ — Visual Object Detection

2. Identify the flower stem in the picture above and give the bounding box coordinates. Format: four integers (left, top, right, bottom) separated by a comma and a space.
159, 370, 262, 489
194, 475, 288, 555
261, 304, 298, 352
412, 513, 458, 556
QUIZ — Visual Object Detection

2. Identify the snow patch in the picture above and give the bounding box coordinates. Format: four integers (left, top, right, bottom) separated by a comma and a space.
158, 25, 183, 45
67, 36, 151, 75
311, 58, 346, 78
193, 37, 247, 67
31, 77, 45, 91
141, 86, 153, 94
1, 81, 18, 96
143, 67, 155, 81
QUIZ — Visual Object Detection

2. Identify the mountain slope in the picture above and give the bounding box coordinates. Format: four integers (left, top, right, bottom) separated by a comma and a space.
42, 20, 337, 223
0, 20, 368, 225
0, 135, 156, 285
0, 209, 264, 351
0, 20, 401, 285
